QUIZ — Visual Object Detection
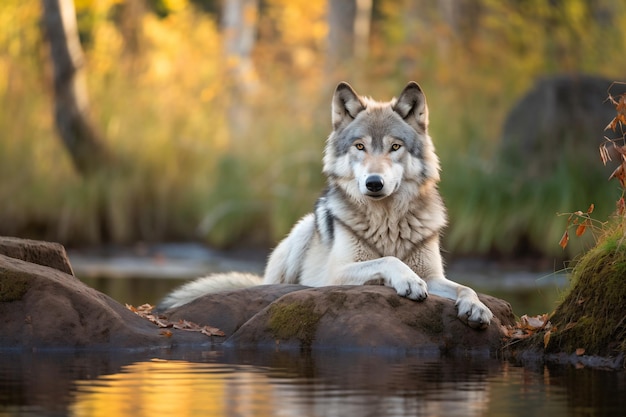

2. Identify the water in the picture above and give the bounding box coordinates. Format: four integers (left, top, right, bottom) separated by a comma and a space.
1, 347, 625, 417
3, 247, 616, 416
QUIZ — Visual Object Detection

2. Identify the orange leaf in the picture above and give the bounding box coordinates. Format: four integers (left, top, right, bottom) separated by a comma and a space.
575, 222, 586, 237
543, 330, 551, 349
559, 230, 569, 249
159, 330, 173, 338
608, 163, 626, 187
587, 204, 594, 214
575, 347, 585, 356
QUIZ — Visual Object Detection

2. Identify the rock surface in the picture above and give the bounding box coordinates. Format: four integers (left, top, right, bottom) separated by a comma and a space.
0, 237, 74, 275
0, 236, 515, 354
165, 285, 515, 353
0, 238, 208, 349
164, 284, 308, 335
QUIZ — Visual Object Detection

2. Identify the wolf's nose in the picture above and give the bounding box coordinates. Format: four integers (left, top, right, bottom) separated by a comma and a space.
365, 175, 384, 192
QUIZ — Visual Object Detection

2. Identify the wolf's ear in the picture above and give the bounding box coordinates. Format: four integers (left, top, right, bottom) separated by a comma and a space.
332, 82, 365, 130
393, 82, 428, 132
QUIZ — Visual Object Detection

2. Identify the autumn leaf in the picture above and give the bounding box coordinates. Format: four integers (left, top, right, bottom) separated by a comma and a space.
575, 348, 586, 356
543, 330, 551, 348
575, 221, 587, 237
559, 230, 569, 249
520, 314, 549, 330
201, 326, 226, 337
599, 143, 611, 165
126, 304, 225, 338
605, 94, 626, 131
608, 163, 626, 187
587, 203, 594, 214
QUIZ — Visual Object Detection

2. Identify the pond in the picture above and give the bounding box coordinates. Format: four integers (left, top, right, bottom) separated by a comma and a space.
3, 245, 621, 417
2, 347, 625, 417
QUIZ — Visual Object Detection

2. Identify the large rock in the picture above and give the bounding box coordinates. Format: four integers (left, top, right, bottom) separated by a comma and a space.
501, 74, 626, 175
0, 236, 74, 275
0, 236, 515, 354
0, 242, 209, 349
167, 285, 515, 354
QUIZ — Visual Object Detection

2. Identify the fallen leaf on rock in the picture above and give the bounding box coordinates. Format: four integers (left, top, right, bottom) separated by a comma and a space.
576, 348, 586, 356
543, 330, 552, 348
503, 313, 553, 344
126, 304, 225, 338
520, 314, 551, 331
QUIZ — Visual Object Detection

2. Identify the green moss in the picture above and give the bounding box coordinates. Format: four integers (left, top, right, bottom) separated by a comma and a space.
267, 299, 322, 348
546, 226, 626, 356
0, 270, 31, 302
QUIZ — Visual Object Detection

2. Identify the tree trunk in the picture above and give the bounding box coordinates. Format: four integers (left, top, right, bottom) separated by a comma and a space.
222, 0, 259, 140
353, 0, 372, 61
327, 0, 356, 73
326, 0, 371, 77
222, 0, 259, 94
41, 0, 110, 176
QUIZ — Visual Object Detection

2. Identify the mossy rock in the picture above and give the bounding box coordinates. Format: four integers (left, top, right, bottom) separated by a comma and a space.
545, 226, 626, 357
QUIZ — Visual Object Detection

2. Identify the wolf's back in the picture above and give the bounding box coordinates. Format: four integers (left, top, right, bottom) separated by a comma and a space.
156, 272, 262, 312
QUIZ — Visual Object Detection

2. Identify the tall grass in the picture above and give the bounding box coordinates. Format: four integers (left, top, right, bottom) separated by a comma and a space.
1, 0, 626, 259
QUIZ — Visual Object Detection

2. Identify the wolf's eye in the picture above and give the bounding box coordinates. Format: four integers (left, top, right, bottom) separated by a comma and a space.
355, 143, 365, 151
391, 143, 402, 151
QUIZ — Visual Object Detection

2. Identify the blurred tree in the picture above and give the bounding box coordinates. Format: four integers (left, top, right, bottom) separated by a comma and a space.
326, 0, 372, 75
222, 0, 259, 93
40, 0, 111, 175
222, 0, 259, 138
115, 0, 147, 57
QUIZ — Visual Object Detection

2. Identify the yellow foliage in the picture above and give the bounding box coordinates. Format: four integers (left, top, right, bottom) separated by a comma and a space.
2, 0, 626, 247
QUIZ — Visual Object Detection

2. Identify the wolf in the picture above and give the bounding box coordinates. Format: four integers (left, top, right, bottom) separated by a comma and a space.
158, 82, 493, 329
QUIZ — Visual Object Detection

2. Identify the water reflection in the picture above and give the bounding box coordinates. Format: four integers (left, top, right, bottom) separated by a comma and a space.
2, 348, 625, 417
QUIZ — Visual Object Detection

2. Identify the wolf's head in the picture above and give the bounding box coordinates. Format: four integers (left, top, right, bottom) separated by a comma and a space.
323, 82, 440, 204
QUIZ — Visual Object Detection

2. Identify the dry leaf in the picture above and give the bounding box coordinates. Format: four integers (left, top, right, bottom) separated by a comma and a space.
575, 348, 586, 356
559, 230, 569, 249
201, 326, 226, 337
587, 203, 594, 214
543, 330, 551, 348
520, 314, 549, 330
600, 143, 611, 165
605, 94, 626, 131
609, 163, 626, 187
126, 304, 225, 338
575, 222, 587, 237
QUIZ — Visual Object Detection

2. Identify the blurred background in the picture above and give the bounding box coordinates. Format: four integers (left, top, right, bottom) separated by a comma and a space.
2, 0, 626, 263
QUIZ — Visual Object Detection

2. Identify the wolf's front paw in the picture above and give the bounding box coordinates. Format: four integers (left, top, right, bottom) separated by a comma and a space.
455, 296, 493, 329
391, 275, 428, 301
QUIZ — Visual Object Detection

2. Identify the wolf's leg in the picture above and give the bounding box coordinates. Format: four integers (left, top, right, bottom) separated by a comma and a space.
427, 277, 493, 329
332, 256, 428, 301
